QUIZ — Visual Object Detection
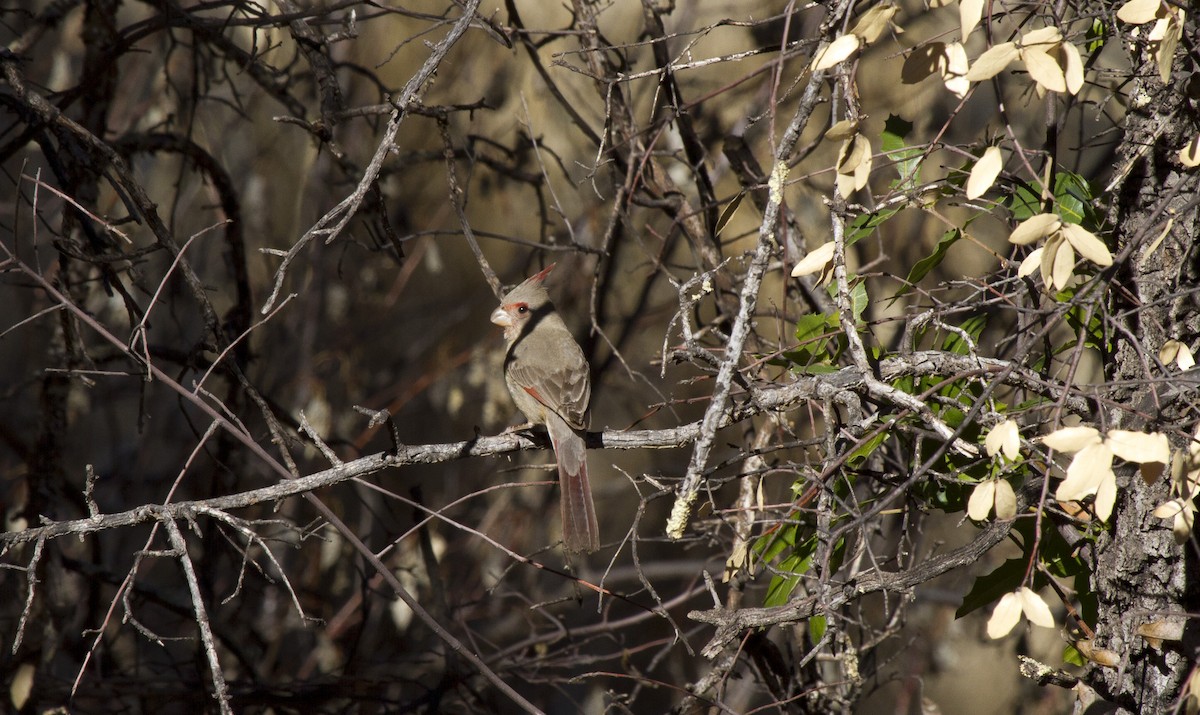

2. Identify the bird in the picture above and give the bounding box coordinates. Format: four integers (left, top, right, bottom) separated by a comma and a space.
490, 264, 600, 553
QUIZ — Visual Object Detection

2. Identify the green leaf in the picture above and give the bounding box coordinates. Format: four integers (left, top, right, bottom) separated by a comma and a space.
1065, 304, 1108, 353
809, 615, 828, 643
847, 207, 902, 244
1086, 18, 1106, 54
1007, 171, 1098, 227
896, 228, 961, 297
763, 535, 817, 606
942, 314, 987, 355
826, 278, 869, 325
846, 431, 887, 467
788, 313, 840, 370
753, 521, 799, 563
1063, 644, 1086, 667
881, 114, 921, 189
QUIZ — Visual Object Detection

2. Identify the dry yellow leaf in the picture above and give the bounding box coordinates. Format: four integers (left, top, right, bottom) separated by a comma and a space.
812, 34, 861, 71
1009, 213, 1061, 245
987, 591, 1023, 639
1116, 0, 1163, 24
1106, 430, 1171, 464
967, 480, 997, 521
1022, 46, 1067, 93
966, 42, 1019, 81
985, 419, 1021, 460
850, 3, 899, 44
1021, 25, 1063, 47
1018, 247, 1043, 278
1154, 13, 1182, 83
825, 118, 859, 142
1060, 223, 1113, 266
1062, 42, 1085, 94
966, 146, 1003, 199
1181, 134, 1200, 167
791, 241, 836, 278
994, 480, 1017, 519
960, 0, 984, 40
1042, 425, 1102, 453
1056, 442, 1114, 503
1159, 339, 1196, 369
1050, 235, 1074, 290
1018, 588, 1055, 628
942, 41, 970, 98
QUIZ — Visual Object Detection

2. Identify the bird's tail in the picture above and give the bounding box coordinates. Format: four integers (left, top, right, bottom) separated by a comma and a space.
547, 414, 599, 553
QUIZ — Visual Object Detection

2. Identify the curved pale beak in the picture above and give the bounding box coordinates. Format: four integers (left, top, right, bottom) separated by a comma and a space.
490, 306, 511, 327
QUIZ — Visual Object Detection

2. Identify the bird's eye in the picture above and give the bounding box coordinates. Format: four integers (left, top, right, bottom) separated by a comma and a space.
517, 306, 529, 314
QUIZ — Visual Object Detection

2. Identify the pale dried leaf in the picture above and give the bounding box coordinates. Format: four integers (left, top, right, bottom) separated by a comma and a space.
987, 591, 1023, 639
968, 480, 996, 520
967, 146, 1004, 199
1178, 344, 1196, 370
994, 480, 1017, 519
1153, 498, 1188, 519
1154, 14, 1182, 83
1181, 134, 1200, 167
942, 41, 970, 98
1158, 339, 1187, 367
1139, 217, 1175, 268
1136, 619, 1186, 647
1095, 467, 1118, 521
1050, 236, 1075, 291
1106, 430, 1171, 464
1039, 236, 1058, 289
1022, 46, 1067, 93
1017, 247, 1043, 278
854, 146, 873, 191
825, 118, 859, 142
1076, 639, 1122, 667
1148, 16, 1169, 41
1060, 223, 1113, 266
902, 42, 946, 84
1043, 425, 1102, 453
812, 34, 861, 71
851, 3, 898, 44
1009, 213, 1060, 245
966, 42, 1019, 81
1019, 587, 1056, 628
1117, 0, 1163, 24
10, 664, 34, 711
1062, 42, 1085, 94
960, 0, 984, 40
985, 419, 1020, 459
1021, 26, 1063, 47
792, 241, 836, 277
1173, 506, 1194, 543
837, 170, 857, 199
1056, 442, 1114, 502
838, 135, 867, 173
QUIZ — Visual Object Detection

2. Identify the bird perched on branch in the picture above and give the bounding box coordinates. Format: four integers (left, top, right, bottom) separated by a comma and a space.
490, 264, 599, 553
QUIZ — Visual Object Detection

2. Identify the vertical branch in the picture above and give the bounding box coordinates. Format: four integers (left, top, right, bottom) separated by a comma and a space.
665, 57, 832, 540
162, 518, 233, 715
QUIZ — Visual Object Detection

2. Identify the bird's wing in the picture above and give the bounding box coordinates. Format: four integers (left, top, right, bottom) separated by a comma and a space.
506, 352, 590, 430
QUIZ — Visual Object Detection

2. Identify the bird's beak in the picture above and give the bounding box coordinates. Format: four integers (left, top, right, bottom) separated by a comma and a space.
490, 306, 511, 327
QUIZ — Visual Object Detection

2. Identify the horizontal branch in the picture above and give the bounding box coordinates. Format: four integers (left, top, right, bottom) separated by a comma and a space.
0, 351, 1080, 549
